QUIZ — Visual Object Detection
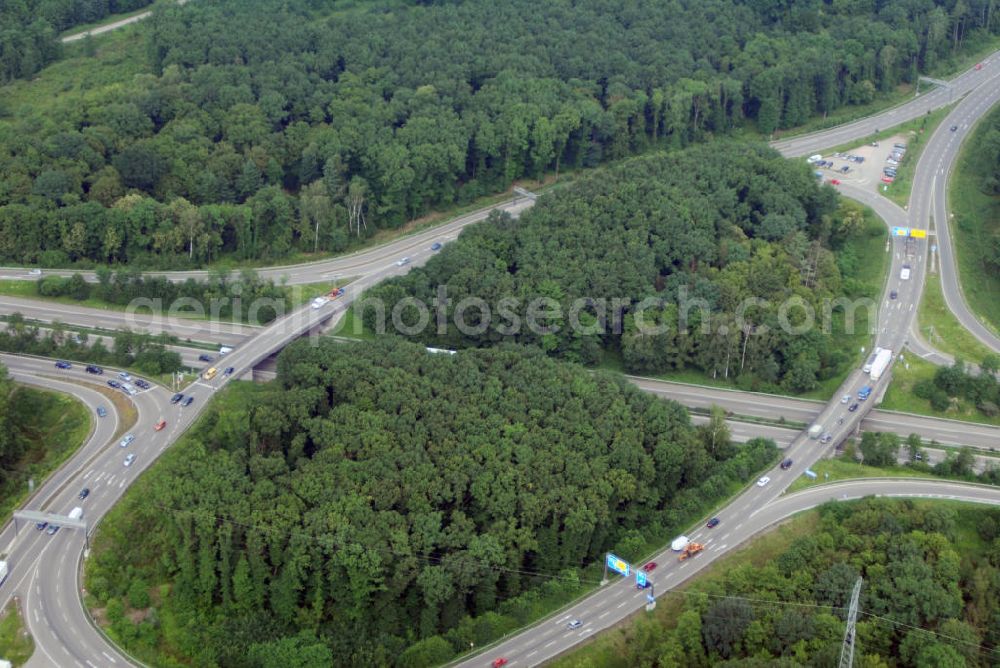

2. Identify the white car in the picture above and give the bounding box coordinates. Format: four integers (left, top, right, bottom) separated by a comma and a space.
841, 394, 850, 404
567, 619, 583, 629
28, 268, 41, 276
119, 434, 135, 448
123, 453, 136, 467
396, 257, 411, 267
886, 159, 899, 166
311, 296, 329, 309
756, 476, 771, 487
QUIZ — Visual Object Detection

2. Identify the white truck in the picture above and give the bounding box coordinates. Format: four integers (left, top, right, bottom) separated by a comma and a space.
0, 560, 8, 586
863, 347, 883, 373
900, 265, 911, 280
808, 424, 823, 439
869, 348, 893, 381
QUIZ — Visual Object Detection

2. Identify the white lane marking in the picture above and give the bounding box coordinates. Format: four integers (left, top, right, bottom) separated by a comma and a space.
599, 611, 610, 619
544, 640, 556, 649
616, 601, 627, 609
526, 651, 537, 658
87, 661, 98, 668
102, 651, 118, 663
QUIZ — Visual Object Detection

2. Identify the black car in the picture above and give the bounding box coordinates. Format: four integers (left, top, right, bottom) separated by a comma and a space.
55, 360, 72, 369
890, 290, 898, 299
79, 488, 90, 499
224, 367, 235, 376
134, 379, 151, 389
848, 403, 859, 412
780, 458, 794, 470
198, 354, 214, 362
36, 521, 48, 531
170, 393, 184, 404
107, 379, 120, 388
950, 125, 958, 132
182, 396, 194, 407
86, 365, 103, 374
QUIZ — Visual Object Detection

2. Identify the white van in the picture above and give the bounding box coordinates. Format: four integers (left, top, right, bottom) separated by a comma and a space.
900, 266, 911, 280
68, 507, 83, 521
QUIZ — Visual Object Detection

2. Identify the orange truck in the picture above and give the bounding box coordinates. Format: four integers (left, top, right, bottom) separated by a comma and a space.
678, 542, 704, 561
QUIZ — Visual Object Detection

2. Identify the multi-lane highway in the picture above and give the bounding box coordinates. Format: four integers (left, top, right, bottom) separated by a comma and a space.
915, 72, 1000, 354
0, 37, 997, 668
456, 478, 1000, 668
631, 376, 1000, 451
0, 296, 255, 347
771, 53, 999, 157
0, 199, 536, 287
451, 56, 1000, 668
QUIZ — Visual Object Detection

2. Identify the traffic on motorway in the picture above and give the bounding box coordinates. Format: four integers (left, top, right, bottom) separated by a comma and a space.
0, 48, 997, 668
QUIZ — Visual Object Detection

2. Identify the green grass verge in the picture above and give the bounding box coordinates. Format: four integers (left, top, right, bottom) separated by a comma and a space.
785, 456, 928, 494
0, 600, 34, 666
0, 386, 91, 526
915, 274, 995, 363
947, 104, 1000, 336
882, 355, 1000, 426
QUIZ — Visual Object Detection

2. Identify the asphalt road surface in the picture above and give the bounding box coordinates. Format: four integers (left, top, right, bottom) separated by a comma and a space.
0, 296, 255, 347
455, 479, 1000, 668
631, 376, 1000, 451
0, 199, 536, 286
771, 53, 1000, 158
2, 30, 998, 668
914, 72, 1000, 354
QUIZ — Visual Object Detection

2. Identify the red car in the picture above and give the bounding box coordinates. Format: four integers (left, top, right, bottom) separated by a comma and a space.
829, 179, 841, 185
492, 659, 508, 668
642, 562, 657, 572
975, 62, 983, 70
881, 176, 894, 183
154, 419, 167, 431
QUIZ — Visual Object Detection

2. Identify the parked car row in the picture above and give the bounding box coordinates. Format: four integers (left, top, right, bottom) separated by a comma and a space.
882, 142, 906, 183
56, 360, 154, 398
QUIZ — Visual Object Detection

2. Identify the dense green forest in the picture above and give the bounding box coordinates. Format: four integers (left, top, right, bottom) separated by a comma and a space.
0, 0, 155, 81
85, 338, 777, 666
0, 313, 181, 374
1, 0, 998, 267
364, 143, 873, 392
553, 499, 1000, 668
0, 362, 91, 513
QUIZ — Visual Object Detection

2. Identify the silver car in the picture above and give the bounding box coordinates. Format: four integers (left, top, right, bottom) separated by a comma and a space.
124, 453, 136, 467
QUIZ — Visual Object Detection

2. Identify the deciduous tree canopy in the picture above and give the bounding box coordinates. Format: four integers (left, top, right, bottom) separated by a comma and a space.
366, 143, 857, 392
1, 0, 998, 266
85, 338, 777, 665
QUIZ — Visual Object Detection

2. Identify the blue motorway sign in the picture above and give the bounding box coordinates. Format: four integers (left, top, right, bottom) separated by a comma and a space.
606, 553, 630, 577
636, 571, 647, 588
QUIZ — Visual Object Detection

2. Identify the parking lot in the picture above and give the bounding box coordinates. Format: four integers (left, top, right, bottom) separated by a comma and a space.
807, 133, 912, 190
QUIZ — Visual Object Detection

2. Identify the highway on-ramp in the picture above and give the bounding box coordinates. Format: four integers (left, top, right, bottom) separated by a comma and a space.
0, 39, 997, 668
